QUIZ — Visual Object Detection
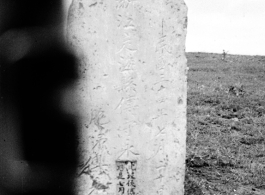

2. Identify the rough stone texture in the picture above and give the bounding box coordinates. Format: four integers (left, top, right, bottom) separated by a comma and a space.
67, 0, 188, 194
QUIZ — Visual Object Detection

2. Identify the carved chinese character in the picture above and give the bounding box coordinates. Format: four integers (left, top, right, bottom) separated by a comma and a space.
127, 188, 136, 195
127, 179, 136, 187
118, 181, 125, 194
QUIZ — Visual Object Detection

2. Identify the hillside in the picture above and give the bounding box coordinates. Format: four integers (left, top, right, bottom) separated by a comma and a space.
185, 52, 265, 195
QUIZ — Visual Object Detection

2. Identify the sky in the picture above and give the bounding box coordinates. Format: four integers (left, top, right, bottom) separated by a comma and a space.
184, 0, 265, 55
63, 0, 265, 56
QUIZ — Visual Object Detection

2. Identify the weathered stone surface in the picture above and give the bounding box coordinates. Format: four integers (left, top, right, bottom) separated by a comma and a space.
67, 0, 188, 194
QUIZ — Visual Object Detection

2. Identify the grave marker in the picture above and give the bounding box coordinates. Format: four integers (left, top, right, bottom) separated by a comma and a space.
67, 0, 188, 194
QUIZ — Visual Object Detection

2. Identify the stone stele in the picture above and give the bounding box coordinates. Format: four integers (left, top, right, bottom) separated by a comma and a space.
67, 0, 188, 194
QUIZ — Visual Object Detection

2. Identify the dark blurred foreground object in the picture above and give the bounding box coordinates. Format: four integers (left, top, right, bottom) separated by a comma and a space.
0, 1, 79, 195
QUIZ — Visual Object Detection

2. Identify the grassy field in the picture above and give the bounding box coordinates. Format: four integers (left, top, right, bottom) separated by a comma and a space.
184, 52, 265, 195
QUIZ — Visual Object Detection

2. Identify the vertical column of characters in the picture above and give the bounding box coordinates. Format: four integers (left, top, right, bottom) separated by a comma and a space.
115, 0, 140, 160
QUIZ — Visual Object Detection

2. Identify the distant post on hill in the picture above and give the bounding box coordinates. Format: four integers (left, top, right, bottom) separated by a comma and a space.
222, 50, 228, 61
67, 0, 188, 194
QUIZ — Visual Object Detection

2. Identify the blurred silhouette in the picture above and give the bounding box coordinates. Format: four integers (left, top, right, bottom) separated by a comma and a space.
0, 1, 79, 195
222, 49, 227, 61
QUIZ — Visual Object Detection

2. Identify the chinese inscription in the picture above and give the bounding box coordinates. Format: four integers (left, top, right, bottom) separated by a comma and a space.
116, 161, 137, 195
